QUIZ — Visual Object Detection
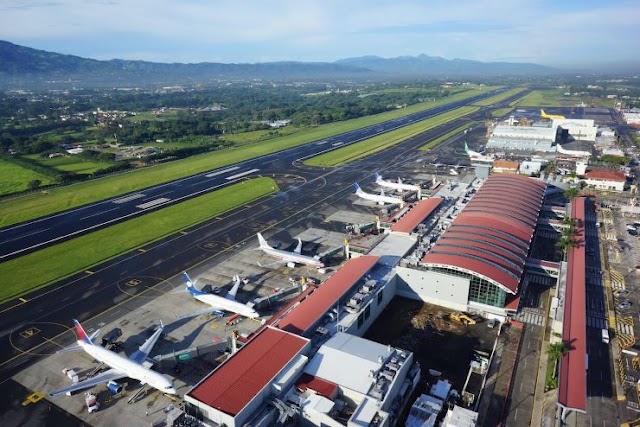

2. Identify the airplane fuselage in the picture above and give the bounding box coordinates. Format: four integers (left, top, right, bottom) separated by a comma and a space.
376, 178, 419, 192
261, 246, 325, 268
80, 341, 175, 394
356, 189, 404, 206
194, 293, 259, 318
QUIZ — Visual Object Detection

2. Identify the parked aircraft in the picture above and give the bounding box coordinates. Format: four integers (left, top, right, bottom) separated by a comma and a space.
179, 272, 259, 319
464, 142, 495, 164
256, 233, 325, 268
540, 109, 565, 120
49, 320, 175, 397
354, 183, 404, 206
374, 173, 420, 193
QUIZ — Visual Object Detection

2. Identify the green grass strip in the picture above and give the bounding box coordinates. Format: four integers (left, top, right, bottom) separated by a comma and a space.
472, 88, 526, 106
0, 177, 278, 303
0, 158, 54, 196
491, 108, 514, 117
305, 106, 480, 167
418, 122, 476, 151
0, 86, 499, 228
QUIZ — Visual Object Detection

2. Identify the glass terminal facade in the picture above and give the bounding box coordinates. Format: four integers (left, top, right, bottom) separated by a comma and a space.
427, 266, 508, 308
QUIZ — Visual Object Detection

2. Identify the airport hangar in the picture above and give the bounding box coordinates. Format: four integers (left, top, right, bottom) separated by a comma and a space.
182, 174, 552, 426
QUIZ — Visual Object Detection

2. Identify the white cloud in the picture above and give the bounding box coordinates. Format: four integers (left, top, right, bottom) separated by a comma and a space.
0, 0, 637, 65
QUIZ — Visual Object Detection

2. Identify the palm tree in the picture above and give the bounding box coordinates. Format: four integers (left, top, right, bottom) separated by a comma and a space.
547, 342, 567, 378
556, 235, 578, 260
564, 187, 580, 200
562, 216, 578, 230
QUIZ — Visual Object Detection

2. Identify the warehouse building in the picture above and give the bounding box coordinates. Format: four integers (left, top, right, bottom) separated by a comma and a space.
487, 125, 558, 152
395, 174, 547, 319
553, 118, 597, 142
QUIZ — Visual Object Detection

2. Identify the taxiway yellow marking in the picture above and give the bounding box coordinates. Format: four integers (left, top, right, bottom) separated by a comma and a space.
85, 270, 94, 275
40, 335, 66, 349
21, 392, 44, 406
137, 248, 147, 253
180, 231, 188, 235
18, 297, 28, 303
19, 327, 41, 339
126, 279, 142, 287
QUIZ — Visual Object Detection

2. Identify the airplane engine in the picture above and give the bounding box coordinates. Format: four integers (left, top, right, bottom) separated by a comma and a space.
107, 380, 123, 394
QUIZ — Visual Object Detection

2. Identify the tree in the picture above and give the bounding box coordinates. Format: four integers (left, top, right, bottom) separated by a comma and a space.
547, 342, 567, 379
27, 179, 41, 191
556, 235, 578, 260
564, 186, 580, 200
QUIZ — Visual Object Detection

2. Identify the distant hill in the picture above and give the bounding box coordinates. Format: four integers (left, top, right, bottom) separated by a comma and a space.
0, 40, 370, 88
0, 40, 555, 88
335, 54, 555, 76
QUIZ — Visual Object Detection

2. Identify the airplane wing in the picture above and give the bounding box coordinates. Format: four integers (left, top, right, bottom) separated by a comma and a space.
176, 306, 224, 320
258, 259, 290, 269
49, 368, 126, 397
128, 322, 164, 364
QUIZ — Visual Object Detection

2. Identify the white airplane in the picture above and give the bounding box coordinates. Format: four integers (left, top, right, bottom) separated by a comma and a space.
257, 233, 325, 268
49, 320, 175, 397
449, 168, 459, 175
374, 173, 420, 193
465, 142, 495, 163
179, 272, 260, 319
354, 183, 404, 206
432, 162, 445, 168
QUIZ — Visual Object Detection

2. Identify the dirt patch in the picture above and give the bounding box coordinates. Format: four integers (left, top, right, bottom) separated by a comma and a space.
364, 297, 497, 391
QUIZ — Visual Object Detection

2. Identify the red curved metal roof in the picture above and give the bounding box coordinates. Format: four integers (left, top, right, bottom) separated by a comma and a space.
422, 174, 546, 294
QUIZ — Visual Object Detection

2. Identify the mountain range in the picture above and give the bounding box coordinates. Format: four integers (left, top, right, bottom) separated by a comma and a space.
0, 40, 556, 88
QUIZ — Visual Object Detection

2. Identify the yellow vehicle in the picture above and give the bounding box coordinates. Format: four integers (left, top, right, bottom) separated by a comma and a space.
450, 312, 477, 325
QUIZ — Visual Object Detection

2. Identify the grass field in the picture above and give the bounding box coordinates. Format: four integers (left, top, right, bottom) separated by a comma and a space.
305, 106, 480, 166
0, 87, 499, 228
510, 89, 618, 108
418, 122, 475, 151
223, 127, 300, 145
491, 108, 514, 117
24, 154, 116, 174
0, 177, 278, 303
472, 88, 526, 107
0, 158, 54, 196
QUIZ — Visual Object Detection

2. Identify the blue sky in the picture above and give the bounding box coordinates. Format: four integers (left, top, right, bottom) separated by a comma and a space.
1, 0, 638, 68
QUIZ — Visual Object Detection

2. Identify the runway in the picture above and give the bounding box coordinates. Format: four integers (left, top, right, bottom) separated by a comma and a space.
0, 89, 528, 390
0, 88, 507, 260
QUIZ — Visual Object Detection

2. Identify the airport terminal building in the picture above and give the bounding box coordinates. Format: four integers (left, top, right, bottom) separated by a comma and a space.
395, 174, 547, 318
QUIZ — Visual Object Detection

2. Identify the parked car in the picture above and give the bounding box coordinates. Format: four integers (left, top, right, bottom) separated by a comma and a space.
618, 300, 633, 310
615, 290, 630, 298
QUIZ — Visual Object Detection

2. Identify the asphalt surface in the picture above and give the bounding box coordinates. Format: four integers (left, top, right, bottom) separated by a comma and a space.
0, 89, 528, 424
0, 87, 507, 261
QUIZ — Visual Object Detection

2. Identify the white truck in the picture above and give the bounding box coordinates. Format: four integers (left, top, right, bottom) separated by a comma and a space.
602, 328, 610, 344
85, 392, 99, 413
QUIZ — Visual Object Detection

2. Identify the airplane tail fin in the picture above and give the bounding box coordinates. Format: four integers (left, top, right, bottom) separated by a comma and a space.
464, 142, 470, 153
374, 173, 381, 182
183, 271, 204, 296
72, 319, 94, 345
294, 238, 303, 254
354, 183, 362, 193
257, 232, 270, 249
227, 275, 242, 300
397, 177, 403, 184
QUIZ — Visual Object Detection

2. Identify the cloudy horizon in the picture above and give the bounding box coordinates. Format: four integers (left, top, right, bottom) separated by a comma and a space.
1, 0, 639, 70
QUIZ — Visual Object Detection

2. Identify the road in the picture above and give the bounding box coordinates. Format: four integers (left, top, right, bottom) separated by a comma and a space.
0, 88, 508, 261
